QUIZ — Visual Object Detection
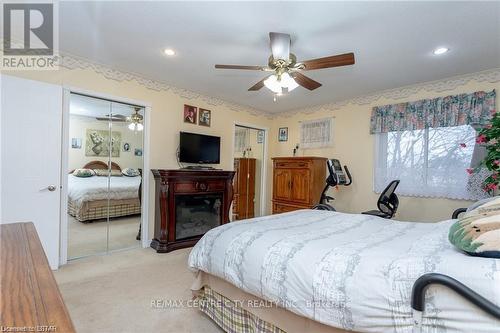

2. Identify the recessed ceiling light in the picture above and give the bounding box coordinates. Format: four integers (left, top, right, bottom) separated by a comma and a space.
433, 47, 449, 55
163, 48, 176, 56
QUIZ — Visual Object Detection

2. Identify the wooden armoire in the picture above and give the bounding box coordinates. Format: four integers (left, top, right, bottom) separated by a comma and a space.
233, 158, 256, 220
272, 157, 327, 214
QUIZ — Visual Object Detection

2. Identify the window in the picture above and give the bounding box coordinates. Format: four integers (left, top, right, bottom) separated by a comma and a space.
374, 125, 487, 200
300, 117, 333, 149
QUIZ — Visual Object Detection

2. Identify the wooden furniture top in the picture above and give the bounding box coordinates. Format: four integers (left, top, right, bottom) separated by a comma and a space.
272, 156, 328, 161
151, 169, 235, 180
0, 223, 75, 332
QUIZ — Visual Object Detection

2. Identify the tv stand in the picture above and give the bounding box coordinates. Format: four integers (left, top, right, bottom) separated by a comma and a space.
182, 165, 216, 170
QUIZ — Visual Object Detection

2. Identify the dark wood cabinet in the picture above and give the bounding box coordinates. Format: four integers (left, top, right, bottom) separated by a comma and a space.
232, 158, 256, 220
151, 169, 235, 253
272, 157, 327, 213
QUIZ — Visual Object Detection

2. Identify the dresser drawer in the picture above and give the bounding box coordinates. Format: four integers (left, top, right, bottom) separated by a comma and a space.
174, 180, 225, 193
274, 160, 311, 169
272, 202, 309, 214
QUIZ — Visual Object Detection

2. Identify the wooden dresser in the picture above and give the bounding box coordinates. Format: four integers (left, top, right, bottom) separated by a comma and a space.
0, 223, 75, 332
272, 157, 327, 214
232, 158, 256, 220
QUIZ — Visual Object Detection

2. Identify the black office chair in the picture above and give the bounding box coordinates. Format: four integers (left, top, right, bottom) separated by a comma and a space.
362, 180, 400, 219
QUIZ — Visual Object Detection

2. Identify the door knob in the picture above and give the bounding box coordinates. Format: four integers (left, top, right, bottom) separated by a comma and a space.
47, 185, 57, 192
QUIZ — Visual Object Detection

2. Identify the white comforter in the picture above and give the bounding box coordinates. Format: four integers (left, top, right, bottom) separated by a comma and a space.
67, 175, 140, 204
188, 210, 500, 333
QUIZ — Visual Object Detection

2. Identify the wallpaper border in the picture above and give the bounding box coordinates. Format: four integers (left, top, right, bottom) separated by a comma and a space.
60, 53, 500, 118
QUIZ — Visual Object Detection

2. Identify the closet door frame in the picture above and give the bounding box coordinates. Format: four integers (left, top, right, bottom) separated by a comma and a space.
232, 122, 269, 217
59, 86, 151, 266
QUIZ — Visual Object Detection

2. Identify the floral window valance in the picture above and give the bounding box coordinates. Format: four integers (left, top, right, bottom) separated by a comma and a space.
370, 90, 496, 134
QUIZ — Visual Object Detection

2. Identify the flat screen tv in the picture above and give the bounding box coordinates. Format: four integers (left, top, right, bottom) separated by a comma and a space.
179, 132, 221, 164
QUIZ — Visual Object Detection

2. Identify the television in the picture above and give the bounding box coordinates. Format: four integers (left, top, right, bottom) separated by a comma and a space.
179, 132, 221, 164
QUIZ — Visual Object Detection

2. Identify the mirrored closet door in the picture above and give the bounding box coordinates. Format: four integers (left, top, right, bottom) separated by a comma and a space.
232, 125, 265, 220
67, 93, 144, 259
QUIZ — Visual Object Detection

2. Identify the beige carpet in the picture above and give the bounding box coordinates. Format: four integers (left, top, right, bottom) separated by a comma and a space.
68, 215, 141, 259
54, 247, 224, 333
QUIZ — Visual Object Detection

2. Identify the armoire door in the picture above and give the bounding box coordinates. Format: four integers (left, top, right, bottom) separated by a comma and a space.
273, 169, 292, 201
1, 74, 63, 269
290, 169, 310, 204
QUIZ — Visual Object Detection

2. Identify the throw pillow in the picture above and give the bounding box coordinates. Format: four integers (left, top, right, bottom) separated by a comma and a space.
448, 196, 500, 258
72, 168, 95, 177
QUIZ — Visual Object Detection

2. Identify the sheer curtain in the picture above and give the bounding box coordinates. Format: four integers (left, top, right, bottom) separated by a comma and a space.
234, 127, 249, 152
300, 117, 333, 149
374, 125, 488, 200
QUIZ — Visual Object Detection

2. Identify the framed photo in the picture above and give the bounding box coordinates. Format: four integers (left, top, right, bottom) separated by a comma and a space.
134, 148, 143, 156
71, 138, 82, 149
123, 142, 130, 152
199, 108, 211, 127
184, 104, 197, 124
257, 130, 264, 143
278, 127, 288, 142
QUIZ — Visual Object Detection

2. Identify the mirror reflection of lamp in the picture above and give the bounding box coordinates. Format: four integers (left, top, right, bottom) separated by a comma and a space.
128, 107, 144, 132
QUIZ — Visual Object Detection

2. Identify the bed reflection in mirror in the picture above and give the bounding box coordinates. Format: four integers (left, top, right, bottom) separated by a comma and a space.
67, 93, 144, 259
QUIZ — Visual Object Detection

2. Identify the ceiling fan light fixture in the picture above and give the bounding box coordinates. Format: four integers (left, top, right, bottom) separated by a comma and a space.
264, 75, 282, 94
280, 72, 299, 92
264, 72, 299, 94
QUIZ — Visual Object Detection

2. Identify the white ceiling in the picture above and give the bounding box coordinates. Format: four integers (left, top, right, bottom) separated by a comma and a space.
70, 93, 142, 117
59, 1, 500, 114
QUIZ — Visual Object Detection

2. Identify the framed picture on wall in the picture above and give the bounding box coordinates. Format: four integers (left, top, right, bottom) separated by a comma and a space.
123, 142, 130, 152
71, 138, 82, 149
184, 104, 197, 124
257, 130, 264, 144
199, 108, 211, 127
135, 148, 143, 156
278, 127, 288, 142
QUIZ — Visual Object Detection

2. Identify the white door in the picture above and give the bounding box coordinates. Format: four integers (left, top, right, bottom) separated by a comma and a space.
1, 74, 63, 269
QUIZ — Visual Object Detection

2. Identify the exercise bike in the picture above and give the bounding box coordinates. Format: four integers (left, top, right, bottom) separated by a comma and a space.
313, 159, 352, 211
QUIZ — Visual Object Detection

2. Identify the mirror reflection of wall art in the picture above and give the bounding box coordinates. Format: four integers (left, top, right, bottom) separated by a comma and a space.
71, 138, 82, 149
85, 129, 121, 157
199, 108, 211, 127
134, 148, 143, 156
184, 104, 197, 124
278, 127, 288, 142
123, 142, 130, 152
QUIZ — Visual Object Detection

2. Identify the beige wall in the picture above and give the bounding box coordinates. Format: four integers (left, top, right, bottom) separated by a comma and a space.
268, 79, 500, 222
6, 65, 499, 239
5, 67, 271, 240
69, 115, 144, 171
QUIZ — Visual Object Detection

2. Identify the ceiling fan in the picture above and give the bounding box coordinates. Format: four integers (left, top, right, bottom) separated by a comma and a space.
215, 32, 355, 94
95, 107, 143, 131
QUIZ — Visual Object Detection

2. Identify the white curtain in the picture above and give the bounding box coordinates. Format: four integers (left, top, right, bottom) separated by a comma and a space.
234, 128, 249, 152
374, 125, 488, 200
300, 117, 333, 149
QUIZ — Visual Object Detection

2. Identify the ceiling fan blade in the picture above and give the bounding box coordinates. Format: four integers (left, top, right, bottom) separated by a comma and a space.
269, 32, 290, 61
292, 72, 322, 90
215, 64, 265, 70
248, 76, 270, 91
301, 52, 355, 71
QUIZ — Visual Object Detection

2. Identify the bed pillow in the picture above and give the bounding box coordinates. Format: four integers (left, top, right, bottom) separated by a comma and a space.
93, 169, 123, 177
72, 168, 95, 177
448, 196, 500, 258
122, 168, 140, 177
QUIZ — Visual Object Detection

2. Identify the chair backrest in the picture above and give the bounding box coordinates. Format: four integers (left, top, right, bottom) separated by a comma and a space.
377, 180, 400, 217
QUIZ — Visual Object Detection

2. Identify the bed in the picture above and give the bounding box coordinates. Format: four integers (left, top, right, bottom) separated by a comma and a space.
67, 161, 141, 222
188, 209, 500, 333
